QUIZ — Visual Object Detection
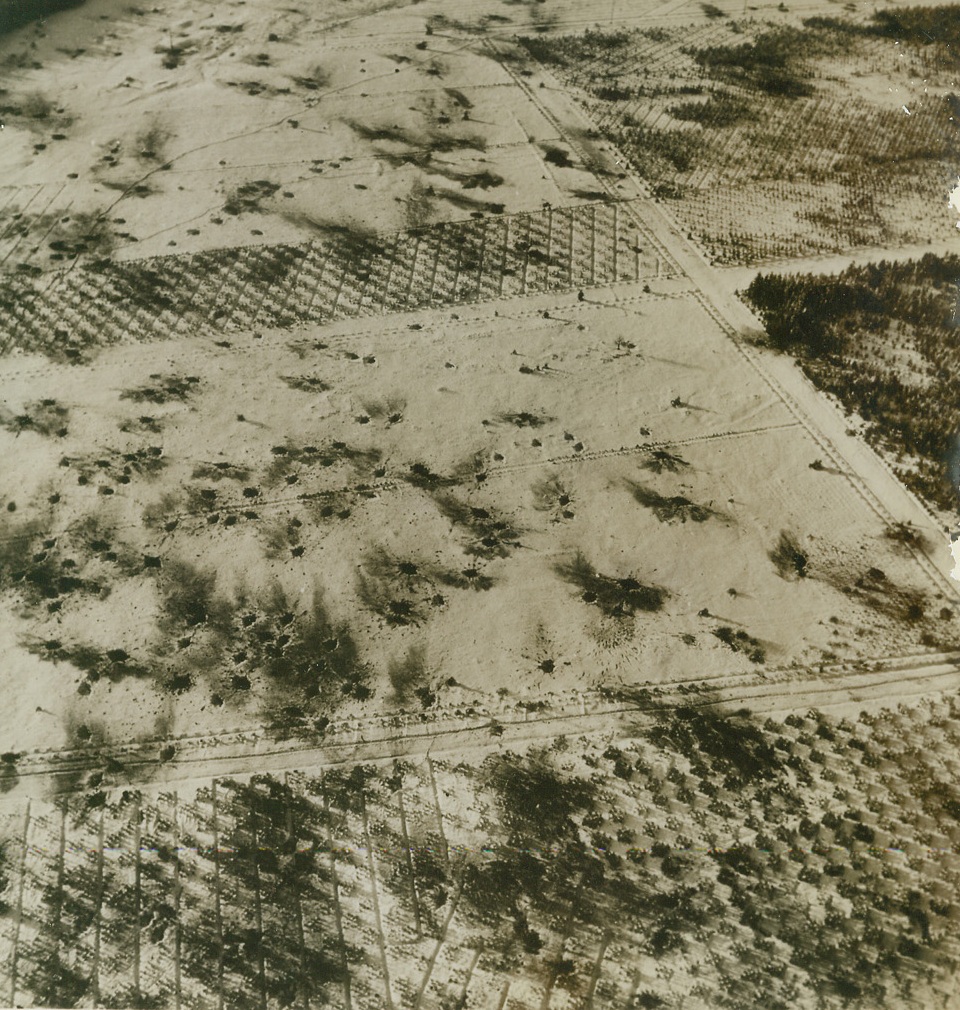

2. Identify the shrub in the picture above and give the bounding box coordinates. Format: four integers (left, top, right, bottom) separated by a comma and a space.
120, 374, 200, 404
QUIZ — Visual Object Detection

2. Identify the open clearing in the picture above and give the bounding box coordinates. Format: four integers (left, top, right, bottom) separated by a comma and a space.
2, 284, 955, 760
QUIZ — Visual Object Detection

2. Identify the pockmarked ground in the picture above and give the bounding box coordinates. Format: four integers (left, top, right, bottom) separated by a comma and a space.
1, 0, 960, 1007
1, 283, 955, 763
3, 697, 960, 1009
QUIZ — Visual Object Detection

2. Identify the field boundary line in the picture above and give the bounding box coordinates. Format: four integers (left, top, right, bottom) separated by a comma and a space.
8, 799, 31, 1007
396, 789, 423, 941
426, 756, 450, 870
132, 794, 142, 1004
210, 781, 226, 1010
5, 653, 960, 800
413, 872, 465, 1010
321, 774, 353, 1010
172, 792, 182, 1010
539, 870, 586, 1010
93, 806, 104, 1005
248, 799, 269, 1010
360, 788, 396, 1010
280, 772, 310, 1010
584, 928, 613, 1009
8, 649, 960, 769
504, 41, 958, 601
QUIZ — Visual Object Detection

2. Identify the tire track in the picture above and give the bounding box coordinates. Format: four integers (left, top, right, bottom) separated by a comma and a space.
8, 651, 960, 799
0, 415, 801, 547
10, 647, 959, 764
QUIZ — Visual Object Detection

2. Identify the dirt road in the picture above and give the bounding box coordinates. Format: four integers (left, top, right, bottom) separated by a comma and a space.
6, 649, 959, 799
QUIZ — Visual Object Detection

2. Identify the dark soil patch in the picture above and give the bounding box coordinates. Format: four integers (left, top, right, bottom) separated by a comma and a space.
555, 552, 667, 618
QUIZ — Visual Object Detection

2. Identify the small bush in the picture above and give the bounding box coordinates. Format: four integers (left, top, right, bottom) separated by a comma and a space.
223, 179, 280, 215
542, 145, 573, 168
641, 449, 689, 473
713, 625, 766, 663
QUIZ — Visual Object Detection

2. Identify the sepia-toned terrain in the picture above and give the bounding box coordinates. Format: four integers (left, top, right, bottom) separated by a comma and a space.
0, 0, 959, 1006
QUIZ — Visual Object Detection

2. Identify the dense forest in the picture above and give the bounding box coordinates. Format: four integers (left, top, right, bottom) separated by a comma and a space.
744, 254, 960, 513
0, 0, 84, 35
